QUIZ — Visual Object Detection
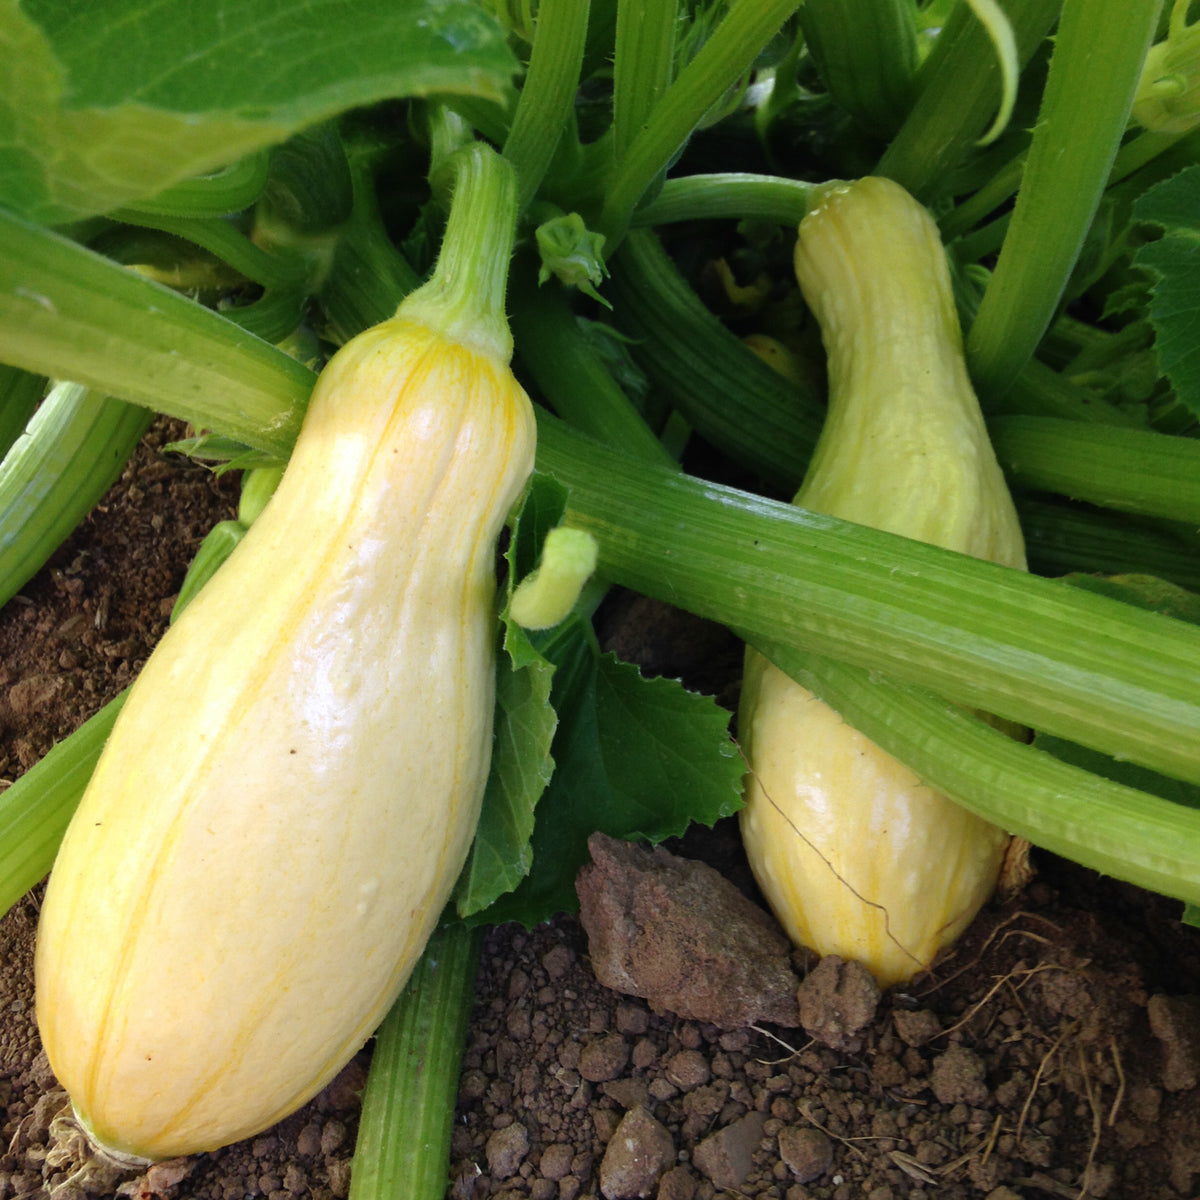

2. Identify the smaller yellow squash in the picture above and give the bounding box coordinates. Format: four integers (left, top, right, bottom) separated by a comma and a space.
739, 176, 1026, 988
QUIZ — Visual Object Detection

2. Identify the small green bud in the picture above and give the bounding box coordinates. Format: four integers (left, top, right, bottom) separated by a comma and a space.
510, 526, 600, 630
535, 212, 610, 307
1133, 0, 1200, 134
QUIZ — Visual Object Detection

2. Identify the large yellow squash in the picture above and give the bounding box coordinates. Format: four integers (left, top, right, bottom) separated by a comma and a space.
739, 176, 1026, 988
34, 313, 536, 1159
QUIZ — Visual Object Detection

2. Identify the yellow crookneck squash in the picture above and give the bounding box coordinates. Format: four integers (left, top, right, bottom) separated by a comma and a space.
739, 176, 1027, 988
34, 239, 536, 1157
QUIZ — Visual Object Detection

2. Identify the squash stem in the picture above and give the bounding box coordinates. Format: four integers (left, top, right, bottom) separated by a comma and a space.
116, 152, 270, 220
0, 209, 312, 460
0, 383, 153, 612
502, 0, 592, 212
0, 692, 128, 919
399, 143, 519, 363
611, 0, 678, 163
533, 409, 1200, 787
0, 366, 44, 461
596, 0, 800, 248
965, 0, 1164, 400
630, 172, 818, 227
348, 923, 482, 1200
875, 0, 1057, 201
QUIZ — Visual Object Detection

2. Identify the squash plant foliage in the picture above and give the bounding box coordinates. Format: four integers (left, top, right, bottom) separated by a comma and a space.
4, 0, 1200, 1183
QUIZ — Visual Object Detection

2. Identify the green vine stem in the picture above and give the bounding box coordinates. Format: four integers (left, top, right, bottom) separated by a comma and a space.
607, 229, 822, 489
631, 172, 816, 226
989, 416, 1200, 523
0, 210, 312, 460
1016, 496, 1200, 591
508, 258, 676, 467
347, 924, 482, 1200
965, 0, 1164, 400
533, 409, 1200, 787
0, 366, 44, 461
597, 0, 800, 247
110, 210, 308, 290
0, 383, 153, 610
0, 693, 128, 918
502, 0, 592, 211
876, 0, 1058, 200
612, 0, 679, 161
798, 0, 918, 138
117, 152, 271, 219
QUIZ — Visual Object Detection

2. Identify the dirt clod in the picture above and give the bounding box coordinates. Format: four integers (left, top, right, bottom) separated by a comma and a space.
796, 955, 881, 1051
576, 832, 802, 1027
929, 1042, 990, 1107
777, 1125, 833, 1183
597, 1106, 674, 1199
1148, 994, 1200, 1092
485, 1123, 530, 1180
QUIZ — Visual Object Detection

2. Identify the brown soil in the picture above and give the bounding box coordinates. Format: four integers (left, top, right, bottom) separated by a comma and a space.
4, 424, 1200, 1200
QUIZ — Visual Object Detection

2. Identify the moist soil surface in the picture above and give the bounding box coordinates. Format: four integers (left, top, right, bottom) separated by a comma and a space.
3, 423, 1200, 1200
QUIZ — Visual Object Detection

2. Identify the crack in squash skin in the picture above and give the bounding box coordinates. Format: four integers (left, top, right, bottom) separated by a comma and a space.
739, 177, 1027, 989
34, 316, 536, 1160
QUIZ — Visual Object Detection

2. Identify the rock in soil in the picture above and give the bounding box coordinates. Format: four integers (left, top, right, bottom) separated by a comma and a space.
576, 832, 802, 1028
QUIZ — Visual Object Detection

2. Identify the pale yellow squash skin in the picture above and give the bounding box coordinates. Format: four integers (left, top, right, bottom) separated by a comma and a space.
739, 177, 1026, 988
34, 315, 536, 1160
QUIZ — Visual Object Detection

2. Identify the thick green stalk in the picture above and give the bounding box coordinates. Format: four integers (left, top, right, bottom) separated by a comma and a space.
942, 129, 1190, 243
257, 125, 355, 236
348, 924, 482, 1200
1017, 496, 1200, 591
798, 0, 918, 138
109, 211, 308, 290
991, 356, 1144, 425
612, 0, 678, 160
509, 259, 676, 467
877, 0, 1059, 200
597, 0, 800, 245
940, 149, 1027, 240
319, 167, 422, 346
0, 210, 313, 459
757, 639, 1200, 907
990, 415, 1200, 523
503, 0, 592, 210
607, 229, 822, 489
534, 410, 1200, 786
966, 0, 1164, 399
0, 383, 153, 611
400, 143, 519, 361
631, 172, 816, 226
0, 692, 128, 918
0, 366, 43, 461
118, 152, 271, 219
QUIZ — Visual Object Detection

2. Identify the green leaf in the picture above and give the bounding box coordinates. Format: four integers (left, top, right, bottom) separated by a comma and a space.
454, 653, 556, 917
1, 0, 517, 224
453, 474, 564, 917
477, 631, 744, 928
1134, 164, 1200, 420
